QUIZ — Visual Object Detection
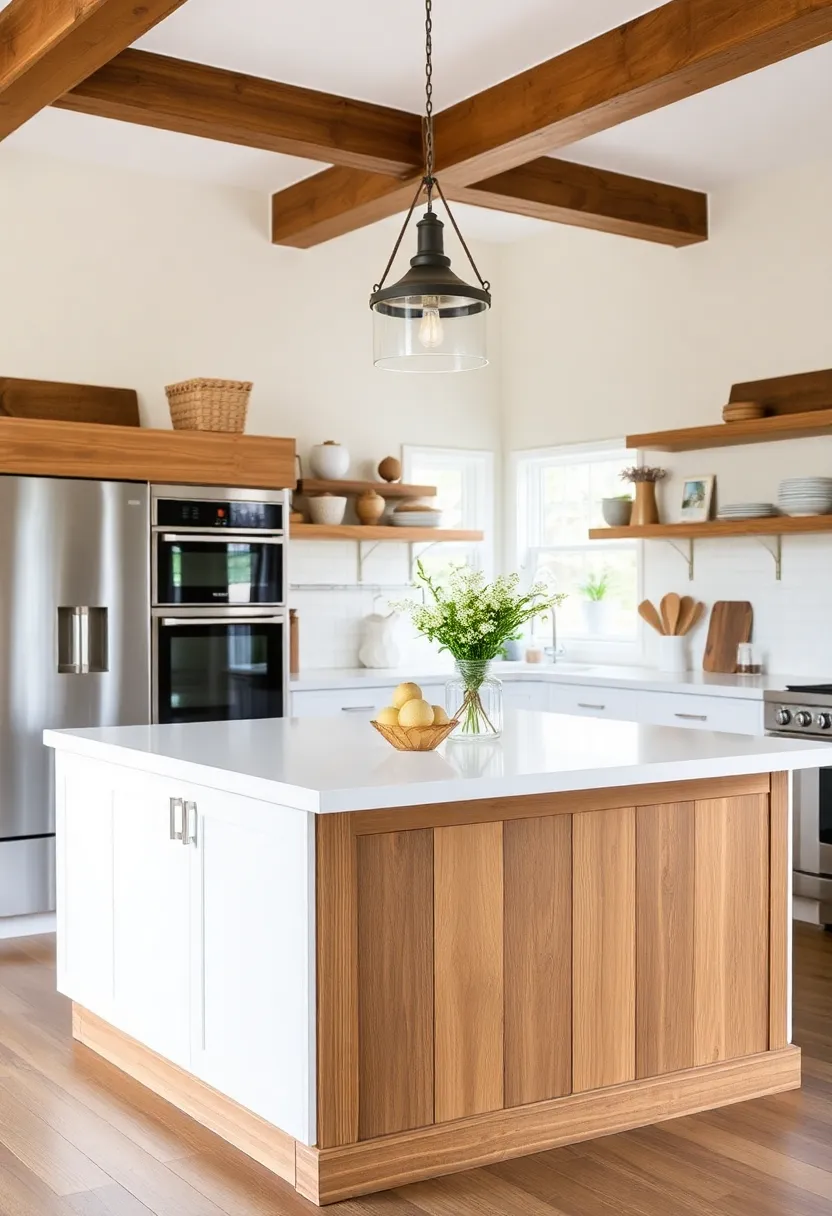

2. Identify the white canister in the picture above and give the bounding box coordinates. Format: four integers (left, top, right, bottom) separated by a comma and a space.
358, 611, 403, 669
309, 441, 350, 479
657, 634, 689, 673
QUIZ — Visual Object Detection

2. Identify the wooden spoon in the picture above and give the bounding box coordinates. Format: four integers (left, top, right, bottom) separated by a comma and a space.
661, 593, 682, 636
638, 600, 665, 635
680, 602, 706, 635
676, 595, 697, 636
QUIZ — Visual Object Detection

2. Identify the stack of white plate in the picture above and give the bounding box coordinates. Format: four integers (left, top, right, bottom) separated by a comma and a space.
717, 503, 777, 520
391, 507, 443, 527
777, 478, 832, 517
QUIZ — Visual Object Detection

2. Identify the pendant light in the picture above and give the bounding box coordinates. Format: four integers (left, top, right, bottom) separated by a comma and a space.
370, 0, 491, 372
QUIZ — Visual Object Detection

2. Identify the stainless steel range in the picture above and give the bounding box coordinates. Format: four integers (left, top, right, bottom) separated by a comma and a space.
765, 684, 832, 926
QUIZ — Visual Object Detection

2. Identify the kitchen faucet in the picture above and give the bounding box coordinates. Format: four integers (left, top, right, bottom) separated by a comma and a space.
547, 603, 565, 664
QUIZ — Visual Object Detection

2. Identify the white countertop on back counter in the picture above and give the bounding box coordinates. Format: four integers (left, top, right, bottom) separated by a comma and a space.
44, 711, 832, 815
290, 662, 818, 700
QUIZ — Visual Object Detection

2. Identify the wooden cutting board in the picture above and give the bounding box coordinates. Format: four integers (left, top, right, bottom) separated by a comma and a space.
0, 377, 139, 426
702, 601, 753, 673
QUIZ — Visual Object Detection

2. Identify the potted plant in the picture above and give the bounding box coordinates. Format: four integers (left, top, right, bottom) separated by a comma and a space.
621, 466, 667, 525
579, 570, 612, 634
396, 562, 565, 739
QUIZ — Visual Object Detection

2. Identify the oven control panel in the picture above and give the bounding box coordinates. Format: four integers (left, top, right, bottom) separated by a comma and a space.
155, 499, 283, 530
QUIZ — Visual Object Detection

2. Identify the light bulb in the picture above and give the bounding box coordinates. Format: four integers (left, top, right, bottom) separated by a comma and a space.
418, 307, 444, 349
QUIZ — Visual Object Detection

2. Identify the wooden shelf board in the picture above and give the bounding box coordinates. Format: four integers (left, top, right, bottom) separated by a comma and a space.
628, 409, 832, 452
290, 524, 483, 542
297, 478, 437, 499
590, 516, 832, 540
0, 416, 296, 489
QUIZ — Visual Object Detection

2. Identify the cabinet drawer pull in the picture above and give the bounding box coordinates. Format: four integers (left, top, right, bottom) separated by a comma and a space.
675, 712, 708, 721
182, 800, 198, 847
341, 705, 376, 713
169, 797, 184, 841
578, 702, 606, 711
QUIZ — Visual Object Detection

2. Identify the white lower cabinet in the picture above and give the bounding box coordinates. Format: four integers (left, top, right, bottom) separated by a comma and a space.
57, 757, 315, 1145
112, 773, 191, 1070
292, 682, 445, 718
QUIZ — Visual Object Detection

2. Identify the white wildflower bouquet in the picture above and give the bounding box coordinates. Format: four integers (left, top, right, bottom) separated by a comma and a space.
400, 561, 565, 662
397, 563, 565, 738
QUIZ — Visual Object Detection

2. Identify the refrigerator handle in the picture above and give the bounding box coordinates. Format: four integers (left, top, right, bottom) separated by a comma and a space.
78, 608, 90, 674
58, 607, 83, 674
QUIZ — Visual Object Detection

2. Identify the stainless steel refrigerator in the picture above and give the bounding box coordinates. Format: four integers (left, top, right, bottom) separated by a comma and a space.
0, 476, 150, 916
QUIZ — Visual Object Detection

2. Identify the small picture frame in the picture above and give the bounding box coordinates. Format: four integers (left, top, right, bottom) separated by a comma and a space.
680, 475, 715, 522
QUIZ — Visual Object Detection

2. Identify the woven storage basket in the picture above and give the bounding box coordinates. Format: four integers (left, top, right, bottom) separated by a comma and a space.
165, 379, 252, 433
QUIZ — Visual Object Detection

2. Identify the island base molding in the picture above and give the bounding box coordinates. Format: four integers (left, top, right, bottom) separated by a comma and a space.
70, 1004, 799, 1205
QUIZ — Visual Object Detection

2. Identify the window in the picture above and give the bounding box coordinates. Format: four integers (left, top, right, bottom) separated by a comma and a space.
402, 445, 494, 576
513, 441, 638, 644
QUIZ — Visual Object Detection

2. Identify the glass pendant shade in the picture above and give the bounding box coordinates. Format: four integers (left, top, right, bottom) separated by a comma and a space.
371, 211, 490, 372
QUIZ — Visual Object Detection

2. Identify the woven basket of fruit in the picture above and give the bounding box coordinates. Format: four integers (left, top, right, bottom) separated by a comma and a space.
371, 682, 458, 751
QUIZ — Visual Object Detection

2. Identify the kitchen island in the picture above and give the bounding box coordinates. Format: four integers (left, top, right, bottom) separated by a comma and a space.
44, 712, 832, 1204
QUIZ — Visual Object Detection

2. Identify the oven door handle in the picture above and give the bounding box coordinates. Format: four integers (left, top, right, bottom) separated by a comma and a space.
160, 533, 284, 545
159, 617, 285, 627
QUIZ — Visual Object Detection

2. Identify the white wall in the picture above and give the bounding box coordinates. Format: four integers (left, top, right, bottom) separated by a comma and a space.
0, 149, 502, 668
501, 156, 832, 676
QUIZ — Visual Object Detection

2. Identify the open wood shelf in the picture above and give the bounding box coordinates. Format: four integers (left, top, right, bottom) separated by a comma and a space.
290, 524, 483, 542
297, 478, 436, 499
590, 515, 832, 540
628, 409, 832, 452
0, 416, 296, 489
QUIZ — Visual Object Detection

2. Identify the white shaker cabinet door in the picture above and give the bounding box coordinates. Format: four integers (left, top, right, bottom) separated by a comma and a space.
111, 772, 192, 1070
56, 754, 115, 1020
186, 786, 315, 1144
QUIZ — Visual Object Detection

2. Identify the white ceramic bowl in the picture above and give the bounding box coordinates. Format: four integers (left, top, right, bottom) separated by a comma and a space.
308, 495, 347, 526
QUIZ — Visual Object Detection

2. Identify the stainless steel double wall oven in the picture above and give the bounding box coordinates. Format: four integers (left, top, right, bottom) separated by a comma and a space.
151, 486, 289, 725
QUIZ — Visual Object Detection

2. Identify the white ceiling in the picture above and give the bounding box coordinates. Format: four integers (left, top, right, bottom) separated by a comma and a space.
2, 0, 832, 240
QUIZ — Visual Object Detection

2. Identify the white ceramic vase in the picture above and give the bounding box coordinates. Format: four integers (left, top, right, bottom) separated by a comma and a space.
308, 495, 347, 526
580, 600, 611, 635
657, 634, 689, 673
309, 441, 350, 479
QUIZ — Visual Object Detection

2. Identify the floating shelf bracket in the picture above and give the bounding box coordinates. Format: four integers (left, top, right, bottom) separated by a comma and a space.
356, 541, 383, 583
665, 538, 696, 581
757, 534, 783, 581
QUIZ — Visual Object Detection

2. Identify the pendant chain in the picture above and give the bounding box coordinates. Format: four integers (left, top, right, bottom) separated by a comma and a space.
423, 0, 434, 207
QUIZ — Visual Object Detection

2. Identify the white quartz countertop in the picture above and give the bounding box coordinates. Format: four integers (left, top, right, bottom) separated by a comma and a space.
290, 662, 814, 701
44, 711, 832, 815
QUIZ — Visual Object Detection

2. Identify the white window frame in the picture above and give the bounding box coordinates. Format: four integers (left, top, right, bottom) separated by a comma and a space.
402, 445, 495, 575
510, 439, 643, 662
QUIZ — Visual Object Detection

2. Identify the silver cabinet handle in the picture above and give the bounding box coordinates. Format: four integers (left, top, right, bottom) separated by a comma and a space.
342, 705, 376, 713
578, 702, 606, 711
182, 800, 198, 847
169, 797, 184, 841
675, 712, 708, 721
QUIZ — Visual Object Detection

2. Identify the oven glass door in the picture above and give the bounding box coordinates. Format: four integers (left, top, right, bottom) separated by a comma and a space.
155, 616, 284, 724
156, 535, 283, 606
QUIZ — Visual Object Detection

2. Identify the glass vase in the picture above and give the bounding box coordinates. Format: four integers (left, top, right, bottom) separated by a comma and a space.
445, 660, 503, 741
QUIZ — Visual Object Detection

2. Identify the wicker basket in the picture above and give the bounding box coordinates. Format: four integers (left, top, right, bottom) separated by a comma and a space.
371, 719, 459, 752
165, 379, 252, 433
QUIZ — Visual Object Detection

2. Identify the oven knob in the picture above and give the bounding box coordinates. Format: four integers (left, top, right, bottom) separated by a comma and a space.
817, 713, 832, 730
795, 710, 813, 728
775, 708, 792, 726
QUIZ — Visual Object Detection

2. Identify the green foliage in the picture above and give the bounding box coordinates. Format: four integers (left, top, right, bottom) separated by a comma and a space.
578, 570, 610, 602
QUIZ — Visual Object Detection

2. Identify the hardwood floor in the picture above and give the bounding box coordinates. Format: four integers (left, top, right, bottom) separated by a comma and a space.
0, 925, 830, 1214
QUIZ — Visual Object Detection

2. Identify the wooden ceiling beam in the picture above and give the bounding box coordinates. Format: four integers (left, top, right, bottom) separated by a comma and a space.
447, 158, 708, 248
272, 0, 832, 246
55, 49, 423, 176
0, 0, 189, 140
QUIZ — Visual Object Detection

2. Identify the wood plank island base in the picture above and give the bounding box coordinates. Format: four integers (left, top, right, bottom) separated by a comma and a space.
44, 711, 832, 1204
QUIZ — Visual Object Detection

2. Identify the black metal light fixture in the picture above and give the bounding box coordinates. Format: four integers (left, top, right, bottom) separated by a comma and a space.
370, 0, 491, 372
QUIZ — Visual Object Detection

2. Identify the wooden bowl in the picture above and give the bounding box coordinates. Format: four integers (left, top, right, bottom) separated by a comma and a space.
371, 719, 458, 751
722, 400, 765, 422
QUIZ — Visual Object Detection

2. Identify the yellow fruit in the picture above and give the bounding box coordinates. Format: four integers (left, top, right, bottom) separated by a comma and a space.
432, 705, 450, 725
375, 706, 399, 726
398, 698, 434, 728
392, 681, 423, 709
